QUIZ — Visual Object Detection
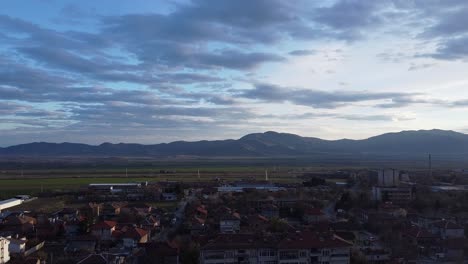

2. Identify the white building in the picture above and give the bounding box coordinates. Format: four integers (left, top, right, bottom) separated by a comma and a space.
200, 232, 352, 264
372, 186, 413, 205
377, 169, 400, 187
0, 237, 11, 264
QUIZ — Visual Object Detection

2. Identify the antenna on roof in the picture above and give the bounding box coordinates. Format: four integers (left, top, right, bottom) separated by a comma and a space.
198, 169, 201, 180
265, 169, 269, 181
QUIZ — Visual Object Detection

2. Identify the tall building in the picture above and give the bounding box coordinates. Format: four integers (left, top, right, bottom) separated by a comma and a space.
377, 169, 400, 187
373, 169, 412, 205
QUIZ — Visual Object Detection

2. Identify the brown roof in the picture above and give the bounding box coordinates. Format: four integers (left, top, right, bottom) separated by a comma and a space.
278, 231, 352, 249
305, 208, 324, 216
92, 220, 117, 230
202, 232, 352, 250
122, 227, 148, 240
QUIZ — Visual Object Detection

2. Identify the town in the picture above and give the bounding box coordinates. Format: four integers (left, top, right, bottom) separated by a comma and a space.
2, 167, 468, 264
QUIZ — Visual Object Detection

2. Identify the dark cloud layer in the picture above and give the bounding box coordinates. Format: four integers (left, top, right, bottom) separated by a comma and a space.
241, 84, 418, 109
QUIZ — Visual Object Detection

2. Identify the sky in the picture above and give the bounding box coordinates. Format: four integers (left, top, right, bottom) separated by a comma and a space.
1, 0, 468, 146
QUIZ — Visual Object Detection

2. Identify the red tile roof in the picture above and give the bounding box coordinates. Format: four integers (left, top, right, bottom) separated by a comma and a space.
278, 231, 352, 249
202, 232, 352, 250
305, 208, 324, 216
123, 227, 148, 240
92, 220, 117, 230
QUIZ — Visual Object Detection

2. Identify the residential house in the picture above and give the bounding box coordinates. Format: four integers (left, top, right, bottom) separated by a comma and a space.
261, 204, 279, 219
219, 212, 241, 233
277, 231, 352, 264
303, 208, 327, 224
65, 235, 97, 253
190, 216, 206, 235
200, 234, 277, 264
35, 215, 62, 239
53, 208, 78, 220
121, 227, 149, 248
7, 237, 26, 254
200, 232, 352, 264
64, 217, 83, 237
101, 202, 127, 216
242, 214, 269, 232
139, 242, 180, 264
439, 238, 466, 261
91, 221, 117, 241
359, 248, 391, 264
430, 220, 464, 239
142, 215, 160, 230
1, 214, 36, 236
402, 226, 439, 248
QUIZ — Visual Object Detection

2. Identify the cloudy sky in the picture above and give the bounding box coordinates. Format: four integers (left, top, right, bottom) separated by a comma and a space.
1, 0, 468, 146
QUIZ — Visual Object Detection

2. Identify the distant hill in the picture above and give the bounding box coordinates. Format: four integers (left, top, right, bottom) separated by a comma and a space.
1, 129, 468, 158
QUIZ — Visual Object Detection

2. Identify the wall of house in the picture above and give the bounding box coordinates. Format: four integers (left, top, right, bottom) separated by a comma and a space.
8, 240, 26, 254
92, 227, 114, 240
219, 220, 240, 233
444, 228, 464, 238
200, 247, 351, 264
0, 238, 11, 264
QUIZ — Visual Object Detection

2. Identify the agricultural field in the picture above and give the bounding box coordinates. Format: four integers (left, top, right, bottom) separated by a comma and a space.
0, 166, 306, 199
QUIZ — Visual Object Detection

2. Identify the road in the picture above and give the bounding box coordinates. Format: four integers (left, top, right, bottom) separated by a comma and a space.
155, 192, 196, 242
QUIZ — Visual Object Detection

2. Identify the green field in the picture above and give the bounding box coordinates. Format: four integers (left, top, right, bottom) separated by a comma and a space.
0, 172, 302, 199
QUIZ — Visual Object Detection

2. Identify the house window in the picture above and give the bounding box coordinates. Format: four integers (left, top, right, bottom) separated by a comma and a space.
260, 250, 276, 257
280, 251, 298, 260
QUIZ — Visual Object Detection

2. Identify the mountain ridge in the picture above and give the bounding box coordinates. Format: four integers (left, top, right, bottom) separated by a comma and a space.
1, 129, 467, 157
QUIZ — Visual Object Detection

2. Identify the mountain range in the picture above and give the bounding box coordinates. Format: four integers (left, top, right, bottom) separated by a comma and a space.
1, 129, 468, 158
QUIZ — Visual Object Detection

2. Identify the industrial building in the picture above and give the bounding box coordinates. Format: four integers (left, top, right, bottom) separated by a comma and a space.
88, 183, 145, 193
0, 198, 23, 213
217, 182, 286, 193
